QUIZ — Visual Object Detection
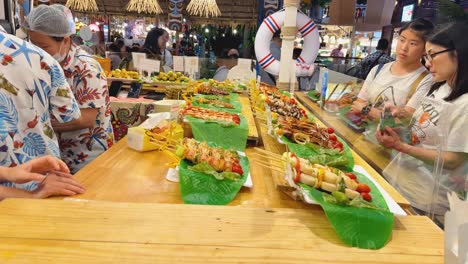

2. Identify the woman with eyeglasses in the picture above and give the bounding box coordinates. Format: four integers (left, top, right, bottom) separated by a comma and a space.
376, 22, 468, 227
350, 18, 434, 121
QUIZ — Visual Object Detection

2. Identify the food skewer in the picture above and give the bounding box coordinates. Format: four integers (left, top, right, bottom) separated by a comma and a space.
283, 152, 373, 202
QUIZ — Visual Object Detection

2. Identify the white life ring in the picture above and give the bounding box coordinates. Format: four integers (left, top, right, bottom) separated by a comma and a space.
255, 10, 320, 77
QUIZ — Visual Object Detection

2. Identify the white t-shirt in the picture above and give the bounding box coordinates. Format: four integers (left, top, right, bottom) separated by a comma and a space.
358, 62, 433, 109
213, 66, 229, 82
384, 83, 468, 215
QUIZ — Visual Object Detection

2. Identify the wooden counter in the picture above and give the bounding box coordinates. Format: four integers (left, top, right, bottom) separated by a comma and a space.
63, 138, 313, 209
240, 96, 260, 144
0, 198, 444, 263
295, 92, 392, 173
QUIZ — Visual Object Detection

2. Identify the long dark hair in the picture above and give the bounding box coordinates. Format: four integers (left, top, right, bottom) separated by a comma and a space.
426, 22, 468, 102
142, 28, 166, 55
400, 18, 434, 42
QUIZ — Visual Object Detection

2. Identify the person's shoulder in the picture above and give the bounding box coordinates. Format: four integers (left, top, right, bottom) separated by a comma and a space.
452, 90, 468, 106
378, 61, 394, 72
74, 48, 104, 71
381, 54, 394, 62
0, 33, 50, 60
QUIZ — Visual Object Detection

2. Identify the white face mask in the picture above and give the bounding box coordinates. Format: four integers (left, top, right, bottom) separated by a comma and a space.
52, 42, 67, 63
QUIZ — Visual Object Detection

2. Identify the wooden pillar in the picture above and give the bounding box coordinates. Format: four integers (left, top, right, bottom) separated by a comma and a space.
242, 26, 251, 58
277, 0, 300, 91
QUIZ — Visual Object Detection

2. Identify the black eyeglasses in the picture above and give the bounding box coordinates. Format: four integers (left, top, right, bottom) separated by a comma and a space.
424, 48, 454, 62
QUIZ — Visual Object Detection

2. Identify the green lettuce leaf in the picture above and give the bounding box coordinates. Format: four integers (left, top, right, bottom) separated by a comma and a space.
188, 162, 241, 181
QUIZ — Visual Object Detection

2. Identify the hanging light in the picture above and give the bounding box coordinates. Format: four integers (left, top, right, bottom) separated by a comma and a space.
186, 0, 221, 17
65, 0, 98, 12
126, 0, 163, 14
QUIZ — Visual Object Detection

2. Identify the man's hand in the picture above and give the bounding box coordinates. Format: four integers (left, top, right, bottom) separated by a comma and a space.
350, 100, 368, 114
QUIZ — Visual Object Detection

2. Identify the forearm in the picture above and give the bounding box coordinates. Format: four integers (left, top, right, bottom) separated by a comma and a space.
0, 167, 8, 181
397, 144, 466, 170
0, 186, 34, 200
52, 108, 98, 132
52, 119, 90, 132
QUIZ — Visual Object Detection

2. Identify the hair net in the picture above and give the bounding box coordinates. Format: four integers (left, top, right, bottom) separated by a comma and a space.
24, 4, 76, 37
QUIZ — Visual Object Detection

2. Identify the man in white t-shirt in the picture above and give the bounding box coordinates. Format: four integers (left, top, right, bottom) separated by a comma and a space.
358, 61, 433, 114
351, 19, 435, 121
352, 61, 432, 145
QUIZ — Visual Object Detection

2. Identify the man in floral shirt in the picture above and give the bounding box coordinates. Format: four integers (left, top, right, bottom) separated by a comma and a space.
0, 31, 81, 190
26, 5, 114, 173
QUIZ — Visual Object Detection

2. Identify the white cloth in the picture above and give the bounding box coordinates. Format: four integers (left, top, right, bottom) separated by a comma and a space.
384, 84, 468, 215
160, 49, 173, 73
213, 66, 229, 81
358, 62, 433, 109
109, 54, 121, 70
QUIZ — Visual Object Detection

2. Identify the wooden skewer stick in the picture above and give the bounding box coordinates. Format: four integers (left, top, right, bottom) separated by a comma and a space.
253, 148, 283, 161
249, 153, 284, 166
250, 159, 285, 173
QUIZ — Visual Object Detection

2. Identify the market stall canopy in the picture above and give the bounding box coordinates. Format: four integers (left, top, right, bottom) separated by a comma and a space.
53, 0, 258, 26
328, 0, 395, 32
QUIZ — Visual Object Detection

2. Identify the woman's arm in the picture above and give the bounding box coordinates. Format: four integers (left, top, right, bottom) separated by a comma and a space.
377, 126, 467, 170
52, 108, 98, 132
0, 172, 86, 200
0, 186, 34, 199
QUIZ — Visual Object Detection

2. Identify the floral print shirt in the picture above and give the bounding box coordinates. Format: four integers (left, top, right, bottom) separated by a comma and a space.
58, 44, 114, 173
0, 32, 80, 190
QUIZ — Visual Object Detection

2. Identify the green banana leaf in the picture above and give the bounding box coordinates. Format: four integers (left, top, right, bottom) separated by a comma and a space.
192, 93, 242, 113
281, 136, 354, 171
299, 170, 394, 249
187, 115, 249, 152
179, 154, 250, 205
307, 90, 321, 102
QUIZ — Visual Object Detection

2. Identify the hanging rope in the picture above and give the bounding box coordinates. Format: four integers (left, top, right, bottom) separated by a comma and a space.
126, 0, 163, 15
65, 0, 99, 12
186, 0, 222, 18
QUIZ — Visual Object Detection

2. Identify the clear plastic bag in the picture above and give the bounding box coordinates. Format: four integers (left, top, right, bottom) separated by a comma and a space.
382, 96, 467, 224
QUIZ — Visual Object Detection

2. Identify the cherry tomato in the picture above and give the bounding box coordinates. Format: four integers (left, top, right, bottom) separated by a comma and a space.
329, 135, 337, 141
361, 192, 372, 202
232, 115, 241, 124
356, 183, 371, 193
3, 55, 13, 62
345, 172, 357, 180
333, 141, 343, 151
300, 109, 307, 118
327, 127, 335, 134
232, 163, 243, 175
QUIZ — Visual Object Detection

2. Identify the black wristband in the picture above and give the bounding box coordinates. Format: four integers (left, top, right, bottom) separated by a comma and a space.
361, 104, 372, 116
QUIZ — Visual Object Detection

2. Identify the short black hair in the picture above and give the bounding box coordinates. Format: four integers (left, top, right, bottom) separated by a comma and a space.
220, 50, 239, 59
376, 38, 389, 50
109, 43, 120, 52
272, 30, 281, 39
400, 18, 434, 42
426, 22, 468, 102
293, 48, 302, 60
